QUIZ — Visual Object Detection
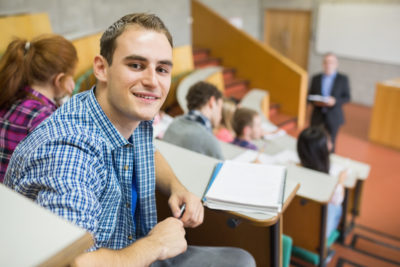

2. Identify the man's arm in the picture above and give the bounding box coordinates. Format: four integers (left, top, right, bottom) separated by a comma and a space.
154, 150, 204, 228
336, 74, 351, 106
72, 217, 187, 267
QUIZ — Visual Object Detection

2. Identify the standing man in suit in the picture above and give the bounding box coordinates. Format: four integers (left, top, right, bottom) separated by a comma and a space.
309, 53, 351, 152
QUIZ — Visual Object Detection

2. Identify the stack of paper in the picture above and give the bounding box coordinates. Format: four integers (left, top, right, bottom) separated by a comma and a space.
203, 161, 287, 215
263, 129, 287, 140
272, 150, 300, 165
233, 150, 275, 165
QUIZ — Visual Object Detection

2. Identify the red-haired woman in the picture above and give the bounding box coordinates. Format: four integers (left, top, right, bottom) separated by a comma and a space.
0, 34, 78, 182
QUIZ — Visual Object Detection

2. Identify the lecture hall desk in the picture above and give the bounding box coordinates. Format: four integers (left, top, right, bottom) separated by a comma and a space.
155, 140, 299, 267
0, 184, 93, 266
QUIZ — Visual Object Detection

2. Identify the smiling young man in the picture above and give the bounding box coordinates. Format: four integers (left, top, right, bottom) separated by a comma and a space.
4, 14, 255, 267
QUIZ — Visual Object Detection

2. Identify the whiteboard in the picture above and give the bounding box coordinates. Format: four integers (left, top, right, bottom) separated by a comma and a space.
316, 3, 400, 66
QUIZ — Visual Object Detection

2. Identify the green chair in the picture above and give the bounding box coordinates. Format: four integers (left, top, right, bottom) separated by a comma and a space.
291, 229, 340, 265
282, 234, 293, 267
73, 68, 95, 95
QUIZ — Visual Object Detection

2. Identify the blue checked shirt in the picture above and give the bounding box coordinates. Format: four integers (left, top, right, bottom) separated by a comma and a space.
4, 88, 157, 250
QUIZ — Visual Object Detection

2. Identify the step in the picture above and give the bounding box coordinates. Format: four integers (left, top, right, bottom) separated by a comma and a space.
224, 79, 249, 100
223, 67, 236, 84
194, 57, 222, 69
269, 112, 297, 132
192, 48, 210, 62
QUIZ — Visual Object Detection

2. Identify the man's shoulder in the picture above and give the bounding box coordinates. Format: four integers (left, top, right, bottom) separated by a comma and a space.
336, 72, 349, 80
166, 116, 208, 135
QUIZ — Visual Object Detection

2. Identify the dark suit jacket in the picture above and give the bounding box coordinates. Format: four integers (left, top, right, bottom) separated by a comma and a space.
309, 72, 351, 129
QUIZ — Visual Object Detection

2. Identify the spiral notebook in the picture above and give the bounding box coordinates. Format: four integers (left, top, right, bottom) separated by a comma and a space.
202, 161, 287, 215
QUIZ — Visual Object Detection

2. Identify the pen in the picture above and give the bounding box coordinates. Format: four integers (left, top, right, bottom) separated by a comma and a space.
179, 203, 186, 219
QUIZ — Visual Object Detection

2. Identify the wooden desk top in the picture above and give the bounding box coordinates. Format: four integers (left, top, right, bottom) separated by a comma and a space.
155, 140, 299, 227
0, 184, 93, 267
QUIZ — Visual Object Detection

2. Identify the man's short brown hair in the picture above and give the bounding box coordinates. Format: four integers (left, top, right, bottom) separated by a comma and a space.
232, 107, 258, 136
100, 13, 173, 65
186, 81, 222, 110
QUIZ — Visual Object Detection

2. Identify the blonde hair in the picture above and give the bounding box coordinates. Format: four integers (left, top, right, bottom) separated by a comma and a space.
221, 98, 237, 132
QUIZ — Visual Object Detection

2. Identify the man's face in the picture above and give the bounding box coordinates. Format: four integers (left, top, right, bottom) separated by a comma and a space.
323, 54, 338, 75
249, 115, 263, 140
210, 98, 223, 128
101, 26, 172, 127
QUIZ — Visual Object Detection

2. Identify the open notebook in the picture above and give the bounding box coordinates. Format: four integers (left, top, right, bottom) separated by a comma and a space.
202, 161, 287, 215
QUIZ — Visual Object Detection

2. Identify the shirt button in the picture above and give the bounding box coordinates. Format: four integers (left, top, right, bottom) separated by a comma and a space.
124, 165, 129, 171
126, 202, 131, 209
128, 235, 133, 240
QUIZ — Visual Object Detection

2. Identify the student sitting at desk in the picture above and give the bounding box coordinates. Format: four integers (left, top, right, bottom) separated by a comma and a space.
214, 98, 237, 143
231, 107, 263, 150
0, 34, 78, 183
4, 13, 255, 266
297, 126, 347, 238
163, 81, 224, 159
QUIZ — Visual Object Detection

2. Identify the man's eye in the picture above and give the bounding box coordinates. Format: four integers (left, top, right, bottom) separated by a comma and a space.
157, 67, 170, 74
130, 63, 142, 70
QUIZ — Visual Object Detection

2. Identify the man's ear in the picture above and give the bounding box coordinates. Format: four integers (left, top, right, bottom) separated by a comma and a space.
207, 96, 216, 108
93, 55, 108, 82
243, 125, 251, 137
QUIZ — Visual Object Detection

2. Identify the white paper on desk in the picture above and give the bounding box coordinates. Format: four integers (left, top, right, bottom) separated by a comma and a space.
262, 122, 278, 132
329, 162, 353, 177
263, 129, 287, 140
204, 161, 286, 214
308, 95, 330, 103
272, 150, 300, 165
233, 150, 275, 164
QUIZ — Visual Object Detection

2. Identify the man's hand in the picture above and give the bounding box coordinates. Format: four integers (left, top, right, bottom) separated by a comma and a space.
147, 217, 187, 261
326, 96, 336, 107
168, 190, 204, 228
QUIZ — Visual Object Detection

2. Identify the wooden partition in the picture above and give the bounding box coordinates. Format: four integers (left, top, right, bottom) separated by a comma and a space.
71, 32, 103, 79
192, 0, 308, 128
369, 78, 400, 150
0, 13, 52, 53
172, 45, 194, 76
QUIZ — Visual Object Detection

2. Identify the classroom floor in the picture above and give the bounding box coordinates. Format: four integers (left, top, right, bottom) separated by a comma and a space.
291, 103, 400, 267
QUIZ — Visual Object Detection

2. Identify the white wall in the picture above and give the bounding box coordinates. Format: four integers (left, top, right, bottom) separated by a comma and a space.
0, 0, 191, 46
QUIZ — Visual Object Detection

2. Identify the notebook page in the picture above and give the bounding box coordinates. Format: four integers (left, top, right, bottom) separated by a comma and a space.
205, 161, 286, 208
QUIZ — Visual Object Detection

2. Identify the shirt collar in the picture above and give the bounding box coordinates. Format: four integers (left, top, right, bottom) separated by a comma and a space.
186, 110, 213, 132
25, 86, 57, 109
86, 87, 131, 150
323, 71, 337, 79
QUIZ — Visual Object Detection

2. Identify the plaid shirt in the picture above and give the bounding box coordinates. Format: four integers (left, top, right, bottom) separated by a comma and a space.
4, 88, 157, 250
0, 87, 57, 182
